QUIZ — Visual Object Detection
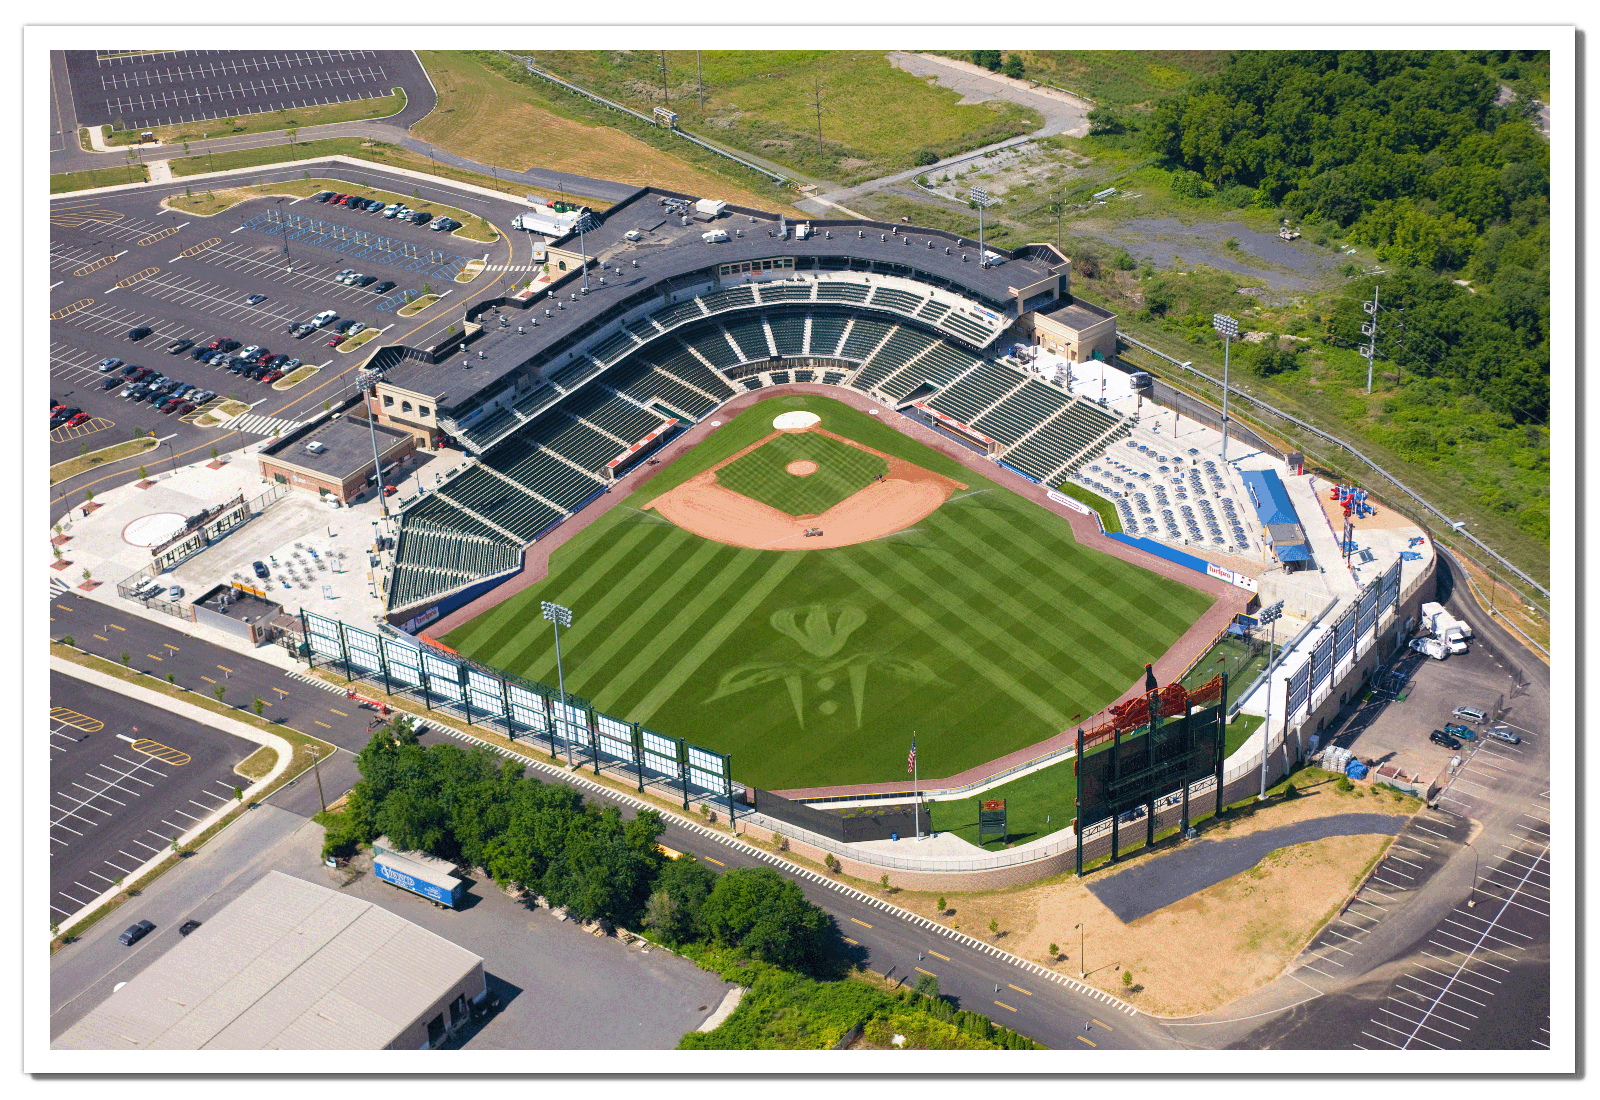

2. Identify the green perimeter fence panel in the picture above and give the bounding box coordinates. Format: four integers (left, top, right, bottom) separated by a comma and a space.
421, 650, 464, 705
1381, 559, 1401, 611
465, 666, 504, 726
506, 681, 551, 742
305, 610, 345, 666
552, 699, 592, 764
640, 728, 688, 807
686, 743, 736, 821
595, 712, 637, 764
383, 634, 424, 690
345, 624, 384, 679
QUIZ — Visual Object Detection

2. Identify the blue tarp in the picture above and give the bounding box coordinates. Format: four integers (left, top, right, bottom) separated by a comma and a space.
1345, 761, 1369, 780
1275, 543, 1314, 562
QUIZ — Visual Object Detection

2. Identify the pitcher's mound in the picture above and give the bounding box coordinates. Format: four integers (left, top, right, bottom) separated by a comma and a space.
786, 460, 819, 477
773, 410, 821, 431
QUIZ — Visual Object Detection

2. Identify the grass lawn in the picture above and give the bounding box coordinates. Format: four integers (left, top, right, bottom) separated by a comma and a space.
397, 293, 442, 316
716, 432, 887, 515
103, 88, 406, 147
931, 712, 1266, 850
49, 437, 158, 485
1000, 51, 1229, 110
51, 163, 149, 193
273, 364, 319, 389
336, 329, 381, 353
1052, 482, 1121, 534
414, 51, 805, 214
443, 394, 1213, 790
523, 50, 1042, 184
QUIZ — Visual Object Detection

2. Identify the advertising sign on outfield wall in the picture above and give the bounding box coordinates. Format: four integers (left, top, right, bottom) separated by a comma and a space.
1047, 488, 1093, 516
1204, 561, 1260, 593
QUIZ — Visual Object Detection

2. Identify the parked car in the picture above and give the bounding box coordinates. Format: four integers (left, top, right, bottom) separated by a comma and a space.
341, 271, 364, 285
245, 293, 267, 306
128, 325, 153, 341
281, 360, 301, 373
1443, 722, 1477, 741
97, 356, 124, 372
1429, 730, 1461, 750
343, 321, 366, 336
190, 345, 209, 360
409, 211, 431, 225
240, 344, 261, 359
118, 919, 155, 946
1452, 705, 1488, 723
289, 321, 315, 338
311, 309, 338, 326
1486, 726, 1522, 745
265, 354, 289, 370
372, 280, 397, 294
167, 585, 184, 602
261, 369, 283, 384
120, 363, 141, 375
119, 383, 143, 398
312, 191, 334, 202
160, 397, 185, 413
129, 366, 153, 382
179, 920, 202, 936
351, 275, 375, 288
333, 270, 355, 284
166, 338, 193, 354
253, 560, 270, 579
327, 335, 344, 347
220, 339, 241, 352
101, 374, 123, 390
382, 204, 401, 219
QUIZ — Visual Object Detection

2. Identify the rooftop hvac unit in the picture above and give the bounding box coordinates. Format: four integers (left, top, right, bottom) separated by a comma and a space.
305, 441, 326, 454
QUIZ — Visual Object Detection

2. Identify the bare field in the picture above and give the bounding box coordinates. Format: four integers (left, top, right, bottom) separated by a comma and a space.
414, 52, 804, 214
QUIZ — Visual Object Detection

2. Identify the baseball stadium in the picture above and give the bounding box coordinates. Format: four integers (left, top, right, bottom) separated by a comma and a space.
332, 187, 1252, 799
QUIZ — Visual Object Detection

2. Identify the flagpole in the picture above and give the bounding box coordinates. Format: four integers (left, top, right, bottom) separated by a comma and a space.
913, 733, 921, 841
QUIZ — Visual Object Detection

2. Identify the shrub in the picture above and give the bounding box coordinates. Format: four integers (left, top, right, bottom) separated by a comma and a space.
912, 148, 938, 166
1336, 776, 1354, 792
1122, 969, 1133, 988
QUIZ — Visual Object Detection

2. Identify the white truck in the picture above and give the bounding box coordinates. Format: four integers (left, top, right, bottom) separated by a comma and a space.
1410, 636, 1449, 660
1420, 601, 1472, 653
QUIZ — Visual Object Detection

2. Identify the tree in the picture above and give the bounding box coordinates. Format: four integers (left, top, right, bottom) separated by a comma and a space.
85, 489, 94, 503
120, 651, 130, 667
138, 465, 148, 478
252, 695, 265, 716
1087, 107, 1124, 136
234, 786, 244, 803
171, 833, 183, 854
643, 854, 717, 945
210, 446, 220, 461
971, 50, 1002, 72
914, 972, 940, 999
166, 673, 175, 684
988, 917, 1000, 937
699, 866, 830, 969
1001, 54, 1025, 80
1049, 942, 1059, 958
936, 895, 946, 914
1122, 969, 1134, 988
286, 127, 299, 146
214, 684, 226, 702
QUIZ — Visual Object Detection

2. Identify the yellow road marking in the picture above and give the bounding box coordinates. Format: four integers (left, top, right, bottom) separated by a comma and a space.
131, 738, 190, 765
72, 254, 118, 276
108, 623, 125, 631
260, 699, 272, 707
146, 653, 163, 661
51, 299, 93, 319
56, 604, 73, 612
273, 687, 289, 695
849, 917, 872, 929
50, 707, 103, 733
315, 720, 332, 729
329, 707, 349, 716
179, 236, 221, 257
1008, 983, 1032, 996
915, 966, 937, 978
993, 1000, 1016, 1013
163, 642, 179, 651
703, 856, 724, 867
136, 225, 180, 246
114, 266, 159, 288
94, 634, 108, 642
1091, 1018, 1114, 1032
1077, 1035, 1097, 1047
843, 936, 858, 946
200, 675, 217, 684
215, 665, 232, 673
928, 950, 949, 961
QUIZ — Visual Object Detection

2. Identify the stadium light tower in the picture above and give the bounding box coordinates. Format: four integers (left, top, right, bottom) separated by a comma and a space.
1256, 599, 1285, 799
971, 186, 990, 265
356, 368, 390, 520
542, 601, 574, 763
1212, 313, 1238, 462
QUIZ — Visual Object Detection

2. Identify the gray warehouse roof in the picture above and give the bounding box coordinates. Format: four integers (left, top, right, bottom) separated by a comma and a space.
261, 412, 412, 480
1037, 295, 1117, 329
53, 872, 483, 1050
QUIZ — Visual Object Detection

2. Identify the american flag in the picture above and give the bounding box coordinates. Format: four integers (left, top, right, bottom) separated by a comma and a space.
907, 736, 917, 775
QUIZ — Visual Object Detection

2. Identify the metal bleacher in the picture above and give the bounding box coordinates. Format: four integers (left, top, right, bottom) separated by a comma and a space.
927, 360, 1020, 424
973, 378, 1073, 446
767, 313, 807, 357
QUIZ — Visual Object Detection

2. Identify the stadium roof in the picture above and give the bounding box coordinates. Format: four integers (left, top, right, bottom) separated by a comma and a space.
53, 872, 482, 1050
377, 188, 1066, 411
1240, 468, 1301, 528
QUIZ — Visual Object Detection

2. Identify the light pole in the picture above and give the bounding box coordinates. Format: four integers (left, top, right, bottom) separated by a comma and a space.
1256, 599, 1284, 799
971, 186, 990, 265
311, 745, 326, 814
542, 601, 574, 764
355, 368, 390, 518
1212, 313, 1237, 462
1467, 843, 1480, 908
578, 214, 590, 293
1075, 922, 1086, 979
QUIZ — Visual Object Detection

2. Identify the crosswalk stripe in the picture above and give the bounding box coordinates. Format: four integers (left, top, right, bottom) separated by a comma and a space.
225, 412, 302, 437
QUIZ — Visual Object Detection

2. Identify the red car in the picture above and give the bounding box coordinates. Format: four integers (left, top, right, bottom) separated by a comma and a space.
160, 398, 185, 414
254, 350, 273, 365
66, 411, 91, 426
337, 194, 352, 205
50, 403, 65, 416
208, 338, 225, 350
383, 484, 398, 496
327, 336, 343, 347
260, 369, 283, 384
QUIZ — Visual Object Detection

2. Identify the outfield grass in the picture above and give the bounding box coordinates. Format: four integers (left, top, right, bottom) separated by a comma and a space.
1053, 482, 1122, 535
524, 50, 1042, 184
932, 712, 1265, 850
717, 432, 887, 515
443, 394, 1213, 790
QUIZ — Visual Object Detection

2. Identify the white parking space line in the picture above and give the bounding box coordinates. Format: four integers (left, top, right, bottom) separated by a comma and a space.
71, 780, 126, 805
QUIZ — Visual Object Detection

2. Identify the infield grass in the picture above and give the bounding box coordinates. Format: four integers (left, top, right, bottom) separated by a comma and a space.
444, 394, 1214, 791
717, 432, 888, 516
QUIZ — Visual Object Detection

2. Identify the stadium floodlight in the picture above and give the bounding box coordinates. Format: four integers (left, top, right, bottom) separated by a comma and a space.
542, 601, 575, 763
971, 186, 991, 265
1256, 599, 1285, 799
356, 368, 390, 519
1212, 314, 1238, 462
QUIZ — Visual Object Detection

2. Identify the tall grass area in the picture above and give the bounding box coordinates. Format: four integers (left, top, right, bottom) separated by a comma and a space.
443, 395, 1214, 790
521, 50, 1042, 184
413, 51, 805, 214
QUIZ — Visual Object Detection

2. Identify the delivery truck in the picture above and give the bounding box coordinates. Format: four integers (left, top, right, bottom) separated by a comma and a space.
1420, 601, 1472, 652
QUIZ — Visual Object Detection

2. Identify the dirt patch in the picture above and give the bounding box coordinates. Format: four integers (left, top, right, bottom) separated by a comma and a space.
785, 459, 819, 477
645, 426, 965, 551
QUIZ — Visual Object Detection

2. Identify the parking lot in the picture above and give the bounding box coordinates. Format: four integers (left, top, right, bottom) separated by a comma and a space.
64, 49, 430, 131
49, 672, 256, 923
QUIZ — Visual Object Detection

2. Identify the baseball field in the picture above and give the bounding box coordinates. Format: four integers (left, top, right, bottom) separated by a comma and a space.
442, 394, 1214, 791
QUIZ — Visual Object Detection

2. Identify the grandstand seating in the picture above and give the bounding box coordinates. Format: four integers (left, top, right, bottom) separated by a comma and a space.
682, 324, 743, 369
940, 311, 992, 343
974, 378, 1073, 446
840, 317, 893, 361
855, 327, 939, 395
808, 312, 850, 357
879, 339, 979, 401
869, 286, 926, 315
653, 298, 707, 329
816, 282, 869, 303
928, 361, 1023, 424
438, 464, 562, 541
822, 370, 849, 386
793, 369, 815, 383
767, 313, 807, 357
624, 317, 661, 341
742, 377, 764, 390
589, 328, 636, 366
770, 370, 791, 384
700, 286, 756, 313
387, 518, 522, 611
406, 491, 512, 542
916, 299, 952, 323
723, 316, 772, 361
759, 283, 814, 302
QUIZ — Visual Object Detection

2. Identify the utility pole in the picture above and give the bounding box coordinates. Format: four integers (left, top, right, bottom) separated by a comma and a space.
1361, 284, 1382, 394
659, 51, 669, 109
1054, 185, 1063, 252
808, 77, 824, 156
697, 50, 705, 113
311, 745, 327, 814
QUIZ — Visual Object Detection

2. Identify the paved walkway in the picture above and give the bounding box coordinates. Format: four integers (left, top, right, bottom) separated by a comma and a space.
1086, 811, 1406, 923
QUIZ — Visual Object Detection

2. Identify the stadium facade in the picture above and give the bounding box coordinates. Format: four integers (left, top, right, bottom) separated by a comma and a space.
361, 187, 1122, 624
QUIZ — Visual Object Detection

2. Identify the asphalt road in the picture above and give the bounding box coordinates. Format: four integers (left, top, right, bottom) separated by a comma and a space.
48, 671, 256, 921
61, 49, 433, 133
